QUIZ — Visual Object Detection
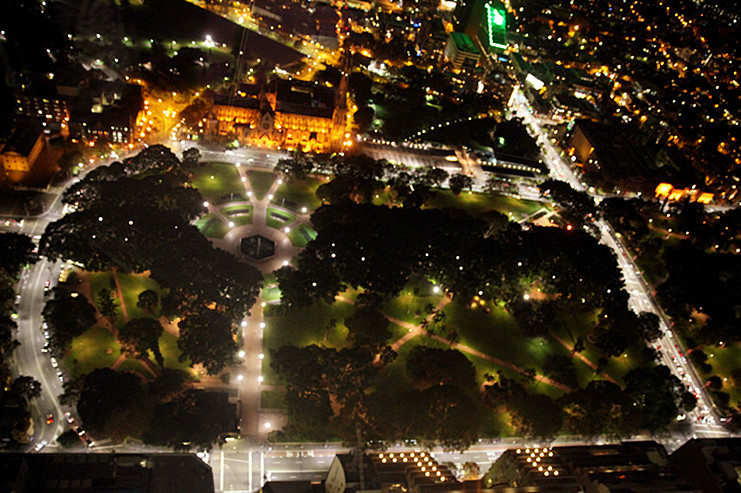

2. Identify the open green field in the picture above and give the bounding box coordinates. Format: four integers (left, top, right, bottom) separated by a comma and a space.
262, 301, 355, 384
425, 190, 546, 220
274, 178, 324, 211
189, 162, 245, 203
64, 326, 122, 377
116, 272, 164, 321
261, 390, 287, 410
266, 207, 296, 230
194, 214, 230, 239
158, 331, 193, 372
287, 224, 316, 247
704, 343, 741, 406
247, 170, 276, 200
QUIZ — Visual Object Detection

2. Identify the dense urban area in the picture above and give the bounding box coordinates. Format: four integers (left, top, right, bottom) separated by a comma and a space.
0, 0, 740, 491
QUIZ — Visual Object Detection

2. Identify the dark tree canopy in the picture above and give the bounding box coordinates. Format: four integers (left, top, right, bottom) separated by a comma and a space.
0, 233, 38, 278
177, 310, 237, 375
77, 368, 144, 436
344, 305, 392, 349
406, 346, 477, 393
624, 365, 696, 431
119, 317, 164, 366
42, 289, 97, 355
559, 380, 640, 439
137, 289, 159, 313
448, 174, 473, 195
144, 389, 235, 450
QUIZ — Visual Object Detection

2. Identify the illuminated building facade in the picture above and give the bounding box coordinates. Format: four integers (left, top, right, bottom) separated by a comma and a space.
445, 32, 482, 71
0, 121, 46, 173
209, 79, 345, 153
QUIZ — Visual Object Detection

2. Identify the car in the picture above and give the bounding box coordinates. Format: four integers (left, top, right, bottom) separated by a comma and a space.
85, 438, 95, 447
34, 440, 48, 452
64, 412, 74, 423
46, 414, 54, 425
44, 280, 50, 291
50, 358, 58, 368
75, 427, 85, 436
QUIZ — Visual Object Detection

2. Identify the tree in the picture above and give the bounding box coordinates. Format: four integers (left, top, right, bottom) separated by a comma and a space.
540, 178, 597, 224
406, 346, 477, 393
0, 232, 38, 278
542, 354, 578, 389
42, 290, 97, 355
144, 389, 235, 449
9, 376, 41, 400
119, 317, 164, 366
508, 392, 563, 439
182, 147, 201, 167
77, 368, 144, 436
637, 312, 662, 342
275, 157, 314, 180
344, 305, 391, 349
137, 289, 159, 314
624, 365, 696, 432
96, 287, 118, 321
57, 429, 81, 448
177, 310, 237, 375
148, 368, 190, 399
448, 174, 473, 195
559, 380, 640, 439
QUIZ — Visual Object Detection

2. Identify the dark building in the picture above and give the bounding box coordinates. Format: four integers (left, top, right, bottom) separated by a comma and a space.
0, 453, 214, 492
68, 80, 143, 145
484, 442, 702, 493
670, 438, 741, 493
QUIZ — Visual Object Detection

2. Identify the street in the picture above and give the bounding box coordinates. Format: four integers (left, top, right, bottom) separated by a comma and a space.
509, 87, 725, 434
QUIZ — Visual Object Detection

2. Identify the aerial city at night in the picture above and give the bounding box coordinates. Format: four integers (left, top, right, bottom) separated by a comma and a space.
0, 0, 740, 491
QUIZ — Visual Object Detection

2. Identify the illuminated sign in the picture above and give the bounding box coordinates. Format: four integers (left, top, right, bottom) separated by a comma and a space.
484, 2, 507, 50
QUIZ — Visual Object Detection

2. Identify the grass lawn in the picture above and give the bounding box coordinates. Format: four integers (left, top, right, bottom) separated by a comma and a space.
189, 162, 245, 203
372, 336, 447, 396
64, 326, 122, 377
274, 178, 323, 211
195, 214, 229, 239
425, 190, 545, 220
442, 300, 537, 370
116, 272, 164, 321
706, 343, 741, 406
261, 390, 286, 410
221, 204, 254, 224
247, 170, 276, 200
262, 301, 355, 384
287, 224, 316, 247
158, 331, 193, 372
266, 207, 296, 230
263, 287, 282, 303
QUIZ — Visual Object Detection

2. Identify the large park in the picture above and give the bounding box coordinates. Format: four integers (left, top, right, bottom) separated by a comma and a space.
35, 145, 701, 450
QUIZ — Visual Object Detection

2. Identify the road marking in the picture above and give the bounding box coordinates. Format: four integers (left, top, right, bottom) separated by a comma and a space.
220, 450, 224, 492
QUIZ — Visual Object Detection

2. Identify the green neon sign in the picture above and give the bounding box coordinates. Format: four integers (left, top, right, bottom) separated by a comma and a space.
485, 2, 506, 49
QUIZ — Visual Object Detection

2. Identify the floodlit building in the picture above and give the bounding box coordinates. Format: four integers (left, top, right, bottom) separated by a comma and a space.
0, 120, 46, 173
209, 79, 346, 153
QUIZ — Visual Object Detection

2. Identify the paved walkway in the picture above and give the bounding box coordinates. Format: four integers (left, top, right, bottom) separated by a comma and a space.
198, 168, 315, 439
336, 292, 573, 392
